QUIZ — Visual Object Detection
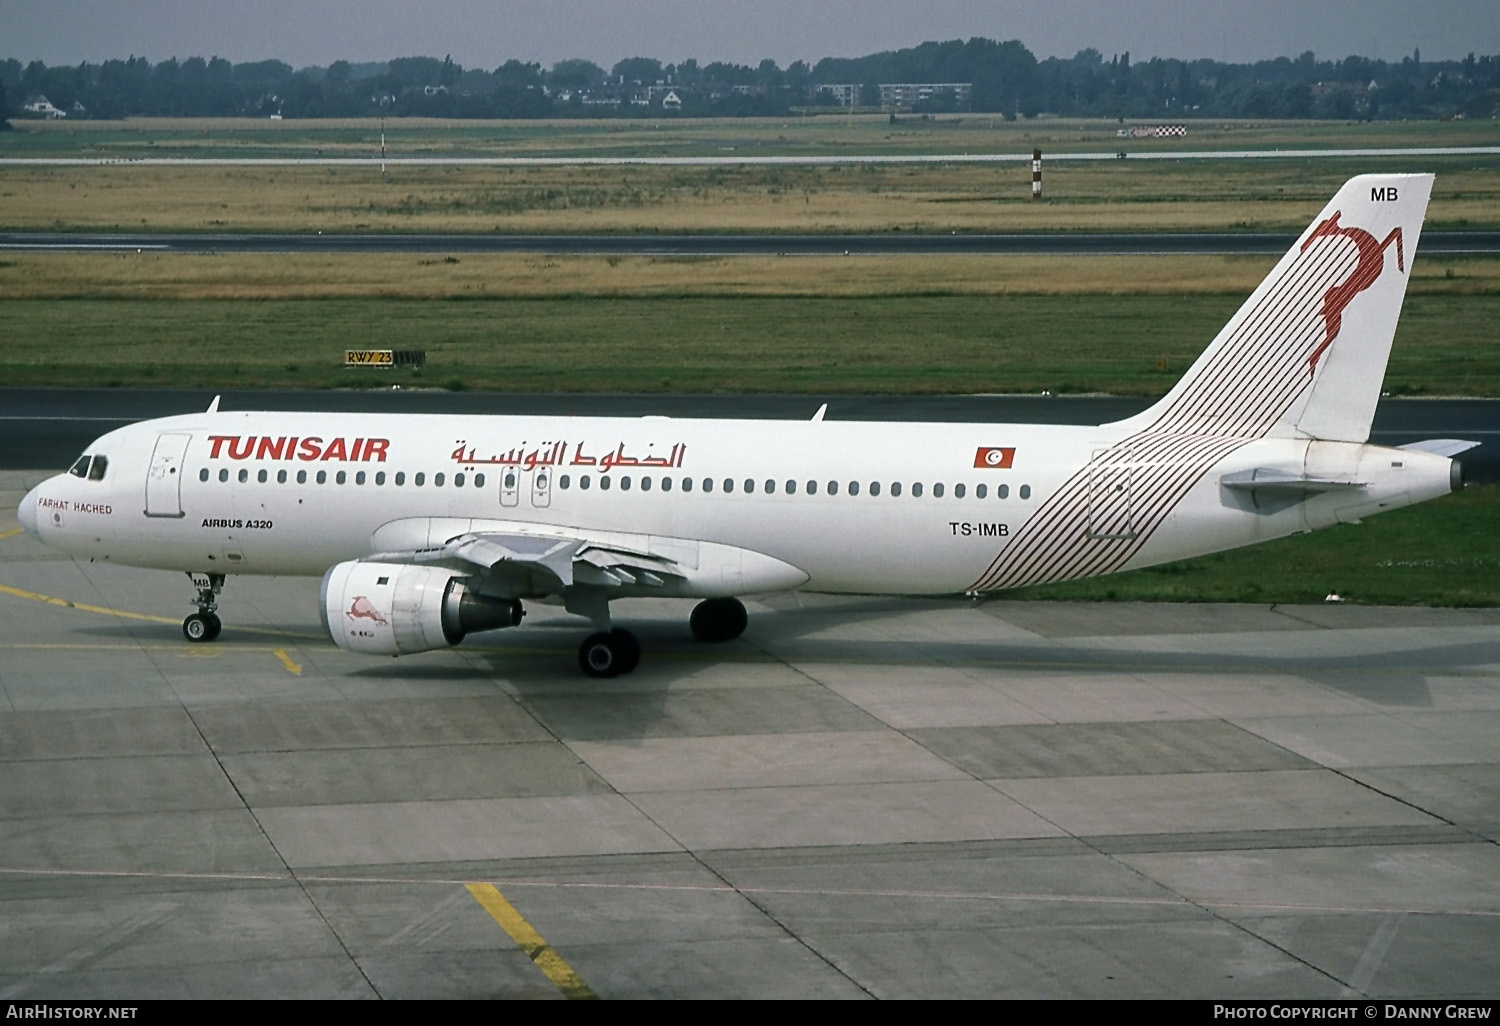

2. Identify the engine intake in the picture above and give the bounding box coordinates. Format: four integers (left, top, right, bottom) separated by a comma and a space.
320, 561, 523, 655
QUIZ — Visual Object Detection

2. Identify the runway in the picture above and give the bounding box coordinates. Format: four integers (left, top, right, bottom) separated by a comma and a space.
1, 467, 1497, 999
5, 145, 1499, 167
5, 230, 1499, 256
3, 388, 1495, 484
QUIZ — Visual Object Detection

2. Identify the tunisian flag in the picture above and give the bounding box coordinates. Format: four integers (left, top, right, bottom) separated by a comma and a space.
973, 447, 1015, 469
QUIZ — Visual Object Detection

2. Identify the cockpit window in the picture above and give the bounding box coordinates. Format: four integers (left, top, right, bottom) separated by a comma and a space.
66, 454, 109, 481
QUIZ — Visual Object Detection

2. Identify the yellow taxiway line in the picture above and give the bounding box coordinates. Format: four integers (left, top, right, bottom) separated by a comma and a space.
466, 883, 597, 1000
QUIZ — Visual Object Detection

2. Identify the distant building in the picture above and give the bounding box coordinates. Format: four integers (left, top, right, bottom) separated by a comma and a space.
814, 83, 972, 110
22, 95, 65, 119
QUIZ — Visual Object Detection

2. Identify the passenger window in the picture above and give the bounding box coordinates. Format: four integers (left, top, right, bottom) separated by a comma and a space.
785, 480, 796, 495
847, 481, 858, 496
744, 479, 754, 494
600, 476, 612, 491
279, 470, 289, 484
1021, 484, 1032, 500
661, 477, 671, 492
702, 478, 713, 493
336, 471, 347, 485
890, 482, 902, 497
414, 472, 425, 486
723, 479, 734, 494
356, 471, 366, 485
913, 483, 924, 497
560, 475, 571, 489
976, 483, 988, 499
258, 469, 268, 483
931, 483, 942, 498
317, 470, 327, 485
297, 470, 308, 484
454, 473, 465, 487
580, 476, 591, 490
394, 471, 404, 486
374, 471, 384, 485
682, 477, 692, 492
219, 469, 229, 483
641, 477, 653, 492
826, 480, 837, 495
869, 482, 881, 497
199, 468, 209, 482
434, 473, 444, 487
238, 469, 249, 484
88, 456, 108, 481
953, 483, 965, 498
806, 480, 817, 495
998, 484, 1009, 499
621, 476, 632, 491
474, 473, 485, 488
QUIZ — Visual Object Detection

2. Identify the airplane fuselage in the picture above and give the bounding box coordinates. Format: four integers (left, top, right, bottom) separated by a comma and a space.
22, 409, 1456, 596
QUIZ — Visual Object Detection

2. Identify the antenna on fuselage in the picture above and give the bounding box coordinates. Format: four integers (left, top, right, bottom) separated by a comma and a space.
206, 395, 221, 414
811, 403, 827, 422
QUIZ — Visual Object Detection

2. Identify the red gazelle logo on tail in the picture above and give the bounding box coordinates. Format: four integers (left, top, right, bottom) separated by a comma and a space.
1301, 212, 1404, 374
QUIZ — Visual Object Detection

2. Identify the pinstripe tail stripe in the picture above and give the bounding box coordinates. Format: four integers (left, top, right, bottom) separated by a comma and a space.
969, 230, 1366, 592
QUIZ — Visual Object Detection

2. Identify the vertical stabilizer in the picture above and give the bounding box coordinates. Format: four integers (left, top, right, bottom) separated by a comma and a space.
1111, 174, 1432, 443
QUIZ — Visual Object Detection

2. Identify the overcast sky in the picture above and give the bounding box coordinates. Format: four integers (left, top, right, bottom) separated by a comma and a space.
6, 0, 1498, 70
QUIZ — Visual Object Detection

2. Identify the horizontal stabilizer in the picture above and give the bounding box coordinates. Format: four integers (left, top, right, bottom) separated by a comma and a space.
1221, 468, 1365, 494
1398, 439, 1480, 458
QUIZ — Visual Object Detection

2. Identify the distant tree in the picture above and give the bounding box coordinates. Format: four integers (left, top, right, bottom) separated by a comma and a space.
612, 56, 663, 84
548, 58, 605, 93
493, 60, 542, 90
0, 78, 11, 128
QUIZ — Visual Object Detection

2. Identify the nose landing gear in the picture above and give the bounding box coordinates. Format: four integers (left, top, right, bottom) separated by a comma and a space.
183, 572, 225, 643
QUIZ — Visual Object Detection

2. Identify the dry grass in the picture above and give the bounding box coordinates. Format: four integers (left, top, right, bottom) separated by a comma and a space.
4, 160, 1498, 234
2, 250, 1495, 301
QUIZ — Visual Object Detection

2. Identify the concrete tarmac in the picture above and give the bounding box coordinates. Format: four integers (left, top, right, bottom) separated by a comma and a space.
2, 469, 1498, 999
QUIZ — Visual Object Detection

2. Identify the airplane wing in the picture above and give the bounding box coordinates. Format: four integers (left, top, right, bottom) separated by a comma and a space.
369, 530, 688, 594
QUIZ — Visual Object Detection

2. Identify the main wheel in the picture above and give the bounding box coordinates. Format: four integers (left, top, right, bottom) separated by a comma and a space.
689, 598, 748, 642
610, 628, 641, 675
183, 612, 220, 643
578, 632, 622, 678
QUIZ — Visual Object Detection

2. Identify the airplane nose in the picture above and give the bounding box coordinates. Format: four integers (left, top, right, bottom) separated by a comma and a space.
18, 486, 40, 536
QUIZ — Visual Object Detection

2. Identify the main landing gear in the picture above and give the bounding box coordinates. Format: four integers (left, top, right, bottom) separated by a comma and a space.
575, 597, 749, 679
577, 628, 642, 679
183, 572, 225, 643
690, 597, 749, 643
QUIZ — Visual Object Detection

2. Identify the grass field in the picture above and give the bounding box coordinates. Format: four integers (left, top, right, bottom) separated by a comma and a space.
4, 116, 1499, 233
2, 252, 1497, 394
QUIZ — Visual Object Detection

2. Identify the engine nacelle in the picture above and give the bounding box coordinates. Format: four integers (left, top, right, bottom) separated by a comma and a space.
320, 560, 523, 656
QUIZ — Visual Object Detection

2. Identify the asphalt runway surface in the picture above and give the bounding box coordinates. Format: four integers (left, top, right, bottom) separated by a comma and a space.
5, 230, 1500, 256
1, 467, 1498, 999
3, 388, 1495, 485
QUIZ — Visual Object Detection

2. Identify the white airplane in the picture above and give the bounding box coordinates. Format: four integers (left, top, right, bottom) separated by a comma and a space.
16, 174, 1476, 677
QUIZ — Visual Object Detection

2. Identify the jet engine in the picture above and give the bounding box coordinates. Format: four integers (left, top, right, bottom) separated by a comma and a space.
320, 560, 523, 656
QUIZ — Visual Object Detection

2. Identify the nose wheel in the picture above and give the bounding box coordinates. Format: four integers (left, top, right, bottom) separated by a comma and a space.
183, 572, 226, 643
183, 611, 222, 642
